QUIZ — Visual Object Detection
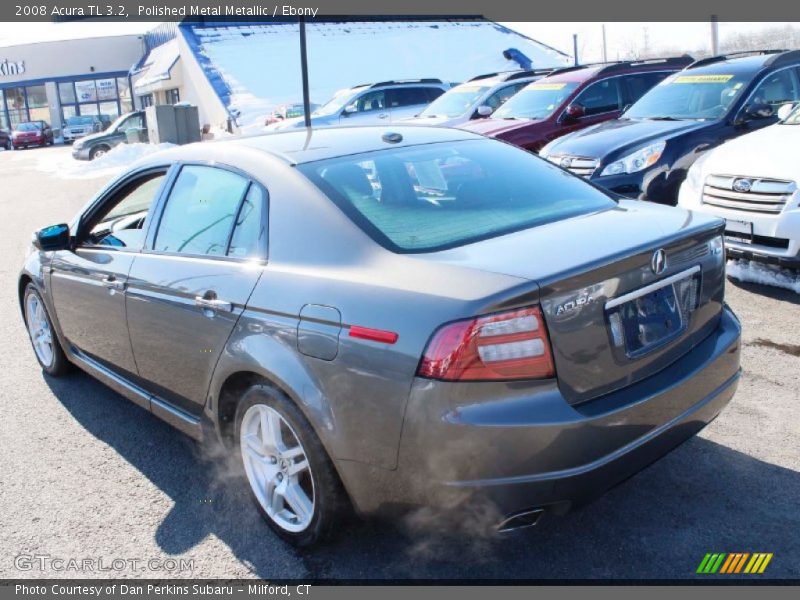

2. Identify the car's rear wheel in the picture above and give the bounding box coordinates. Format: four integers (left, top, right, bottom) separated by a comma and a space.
89, 145, 110, 160
235, 384, 344, 547
3, 139, 10, 150
23, 284, 69, 377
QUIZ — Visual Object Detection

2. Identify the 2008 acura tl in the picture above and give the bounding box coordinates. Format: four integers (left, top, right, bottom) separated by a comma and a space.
19, 126, 741, 546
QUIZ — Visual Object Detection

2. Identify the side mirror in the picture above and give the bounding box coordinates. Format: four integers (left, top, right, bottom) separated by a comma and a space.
777, 103, 796, 121
744, 102, 774, 120
343, 104, 357, 115
564, 103, 586, 120
34, 224, 70, 252
476, 105, 494, 118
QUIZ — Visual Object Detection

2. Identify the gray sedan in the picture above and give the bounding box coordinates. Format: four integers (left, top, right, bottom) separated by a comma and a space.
19, 126, 741, 547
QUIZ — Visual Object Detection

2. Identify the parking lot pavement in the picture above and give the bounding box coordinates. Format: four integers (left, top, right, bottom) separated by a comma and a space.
0, 146, 798, 580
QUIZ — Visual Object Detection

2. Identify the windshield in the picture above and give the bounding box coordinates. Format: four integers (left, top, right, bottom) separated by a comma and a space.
67, 116, 95, 126
16, 122, 41, 132
107, 113, 132, 132
419, 84, 491, 118
493, 81, 580, 120
298, 139, 615, 253
313, 88, 362, 116
626, 72, 752, 120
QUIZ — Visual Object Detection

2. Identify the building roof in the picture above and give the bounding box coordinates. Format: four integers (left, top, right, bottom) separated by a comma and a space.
178, 20, 571, 131
132, 39, 180, 93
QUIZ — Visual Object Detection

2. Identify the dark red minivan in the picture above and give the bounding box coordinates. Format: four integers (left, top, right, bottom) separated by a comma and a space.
459, 57, 693, 152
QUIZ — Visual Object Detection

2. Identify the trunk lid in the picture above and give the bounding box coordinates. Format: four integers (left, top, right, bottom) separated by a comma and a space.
427, 200, 727, 403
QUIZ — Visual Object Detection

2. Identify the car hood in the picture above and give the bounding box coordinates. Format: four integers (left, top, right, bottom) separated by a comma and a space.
75, 130, 112, 145
424, 199, 721, 282
545, 118, 711, 158
701, 123, 800, 180
459, 117, 539, 136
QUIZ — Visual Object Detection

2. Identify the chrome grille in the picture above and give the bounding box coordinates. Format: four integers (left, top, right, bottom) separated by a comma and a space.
670, 243, 710, 267
547, 155, 598, 178
702, 175, 796, 214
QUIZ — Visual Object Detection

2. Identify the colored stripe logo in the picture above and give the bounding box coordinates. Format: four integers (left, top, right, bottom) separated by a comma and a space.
697, 553, 773, 574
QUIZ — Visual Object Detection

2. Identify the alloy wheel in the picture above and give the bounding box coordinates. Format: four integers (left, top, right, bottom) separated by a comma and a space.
25, 293, 54, 368
240, 403, 315, 533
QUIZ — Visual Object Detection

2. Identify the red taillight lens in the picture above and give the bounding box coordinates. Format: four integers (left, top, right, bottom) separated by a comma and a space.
417, 306, 555, 381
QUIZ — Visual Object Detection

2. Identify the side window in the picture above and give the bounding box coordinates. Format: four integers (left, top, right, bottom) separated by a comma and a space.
352, 90, 386, 113
573, 78, 623, 116
424, 87, 446, 102
748, 68, 800, 110
483, 83, 525, 110
84, 172, 166, 250
120, 114, 143, 132
388, 87, 432, 108
624, 72, 670, 104
228, 185, 267, 259
154, 166, 249, 257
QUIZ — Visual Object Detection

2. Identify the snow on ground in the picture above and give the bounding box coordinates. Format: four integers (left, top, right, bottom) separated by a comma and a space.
28, 143, 176, 180
186, 21, 570, 131
727, 259, 800, 294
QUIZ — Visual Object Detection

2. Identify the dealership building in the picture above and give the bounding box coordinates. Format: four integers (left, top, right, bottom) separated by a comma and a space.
1, 20, 568, 135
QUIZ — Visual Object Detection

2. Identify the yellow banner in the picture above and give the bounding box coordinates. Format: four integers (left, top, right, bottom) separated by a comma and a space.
528, 82, 567, 90
673, 74, 734, 84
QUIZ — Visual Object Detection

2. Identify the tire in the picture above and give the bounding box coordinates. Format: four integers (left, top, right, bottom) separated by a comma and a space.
89, 145, 110, 160
23, 283, 70, 377
3, 139, 10, 150
234, 383, 345, 547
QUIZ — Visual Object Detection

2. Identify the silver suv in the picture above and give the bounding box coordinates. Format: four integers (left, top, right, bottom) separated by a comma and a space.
268, 79, 451, 130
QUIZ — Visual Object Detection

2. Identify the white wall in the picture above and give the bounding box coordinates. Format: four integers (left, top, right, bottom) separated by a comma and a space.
176, 33, 231, 131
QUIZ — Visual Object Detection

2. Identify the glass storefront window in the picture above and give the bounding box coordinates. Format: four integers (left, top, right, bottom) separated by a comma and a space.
97, 79, 117, 101
0, 89, 6, 130
26, 85, 47, 108
99, 101, 119, 119
61, 105, 78, 120
79, 103, 99, 116
5, 87, 26, 111
59, 82, 76, 104
28, 107, 50, 123
8, 109, 27, 127
75, 80, 97, 103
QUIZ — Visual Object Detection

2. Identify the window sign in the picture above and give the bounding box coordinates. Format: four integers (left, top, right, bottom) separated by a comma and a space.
74, 80, 97, 103
96, 79, 117, 101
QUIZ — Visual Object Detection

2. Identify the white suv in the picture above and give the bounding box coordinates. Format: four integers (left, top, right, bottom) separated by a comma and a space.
268, 79, 451, 131
678, 103, 800, 268
402, 69, 552, 128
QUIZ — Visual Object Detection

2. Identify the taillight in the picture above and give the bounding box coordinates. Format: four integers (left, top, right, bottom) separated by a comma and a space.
417, 306, 555, 381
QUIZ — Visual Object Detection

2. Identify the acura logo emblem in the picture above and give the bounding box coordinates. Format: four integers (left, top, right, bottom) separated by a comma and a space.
651, 249, 667, 275
732, 178, 753, 193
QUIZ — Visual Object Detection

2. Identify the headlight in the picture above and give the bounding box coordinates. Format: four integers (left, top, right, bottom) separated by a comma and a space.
600, 141, 666, 177
685, 151, 711, 191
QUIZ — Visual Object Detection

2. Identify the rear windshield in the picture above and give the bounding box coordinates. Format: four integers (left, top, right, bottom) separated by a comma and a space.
298, 139, 615, 253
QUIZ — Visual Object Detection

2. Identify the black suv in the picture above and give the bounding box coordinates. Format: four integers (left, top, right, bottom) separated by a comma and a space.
71, 111, 147, 161
540, 50, 800, 204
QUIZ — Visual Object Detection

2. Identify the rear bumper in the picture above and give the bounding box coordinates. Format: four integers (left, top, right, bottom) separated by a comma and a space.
338, 307, 741, 517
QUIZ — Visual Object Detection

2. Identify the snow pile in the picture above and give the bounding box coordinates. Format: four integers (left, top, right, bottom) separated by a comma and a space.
185, 21, 570, 131
34, 143, 176, 180
727, 259, 800, 294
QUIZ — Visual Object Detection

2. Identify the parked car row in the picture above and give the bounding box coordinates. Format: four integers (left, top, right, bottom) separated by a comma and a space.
0, 120, 55, 150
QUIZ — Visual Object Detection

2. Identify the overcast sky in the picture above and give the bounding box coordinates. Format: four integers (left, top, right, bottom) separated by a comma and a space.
0, 21, 797, 58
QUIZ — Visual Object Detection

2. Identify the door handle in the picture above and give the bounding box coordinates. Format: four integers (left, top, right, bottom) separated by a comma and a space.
102, 275, 126, 291
378, 113, 389, 119
195, 296, 233, 312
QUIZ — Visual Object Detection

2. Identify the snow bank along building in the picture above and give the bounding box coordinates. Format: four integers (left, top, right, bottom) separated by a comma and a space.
1, 20, 569, 135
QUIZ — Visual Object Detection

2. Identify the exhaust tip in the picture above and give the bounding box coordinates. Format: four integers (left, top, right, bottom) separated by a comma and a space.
496, 508, 544, 533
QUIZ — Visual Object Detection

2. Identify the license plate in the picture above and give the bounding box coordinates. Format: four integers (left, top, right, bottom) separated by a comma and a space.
725, 219, 753, 244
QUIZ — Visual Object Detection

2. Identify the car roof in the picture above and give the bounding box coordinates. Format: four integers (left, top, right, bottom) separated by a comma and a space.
685, 53, 782, 75
226, 125, 483, 164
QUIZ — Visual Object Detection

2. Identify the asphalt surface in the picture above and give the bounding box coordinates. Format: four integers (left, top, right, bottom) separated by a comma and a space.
0, 146, 798, 581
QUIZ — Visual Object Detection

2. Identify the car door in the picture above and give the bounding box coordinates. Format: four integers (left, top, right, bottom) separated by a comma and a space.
49, 169, 169, 376
387, 87, 443, 121
125, 164, 267, 416
339, 89, 390, 125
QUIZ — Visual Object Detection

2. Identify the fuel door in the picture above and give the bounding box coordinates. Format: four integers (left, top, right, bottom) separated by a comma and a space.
297, 304, 342, 361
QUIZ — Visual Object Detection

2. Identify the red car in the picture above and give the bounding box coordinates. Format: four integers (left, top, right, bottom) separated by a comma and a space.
459, 57, 693, 152
12, 121, 54, 149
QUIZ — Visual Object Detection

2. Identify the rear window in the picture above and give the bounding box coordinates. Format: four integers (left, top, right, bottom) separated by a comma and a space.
298, 139, 615, 253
